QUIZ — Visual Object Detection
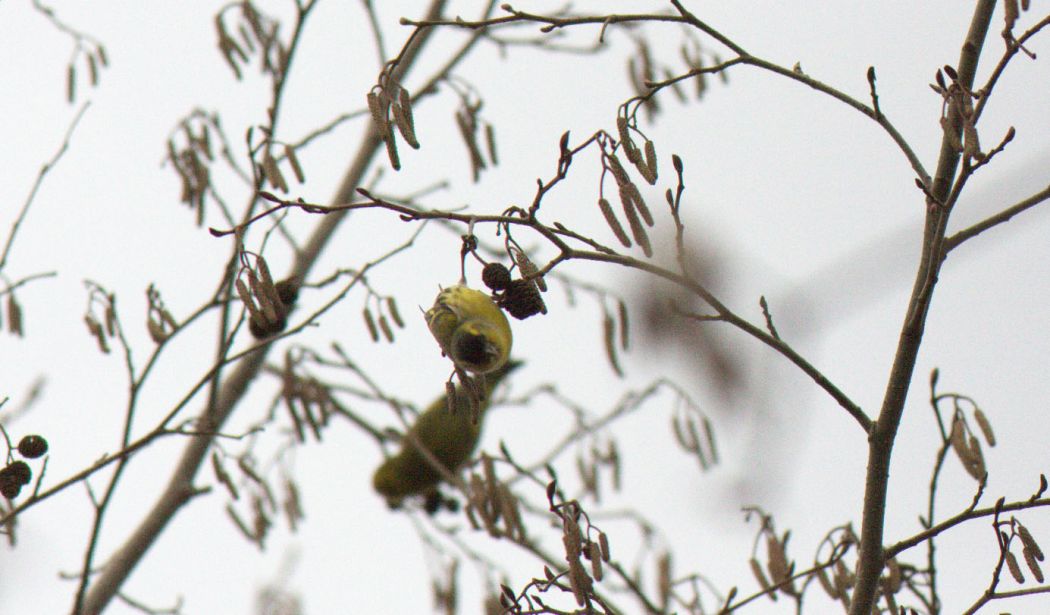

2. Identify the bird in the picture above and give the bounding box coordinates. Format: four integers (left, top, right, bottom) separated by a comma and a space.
373, 360, 521, 511
425, 285, 512, 375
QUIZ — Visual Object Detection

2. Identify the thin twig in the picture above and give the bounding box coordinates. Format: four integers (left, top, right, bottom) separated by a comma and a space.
944, 184, 1050, 252
1, 103, 90, 271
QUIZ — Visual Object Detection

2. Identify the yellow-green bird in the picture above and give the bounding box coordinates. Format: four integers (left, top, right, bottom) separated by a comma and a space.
425, 285, 512, 374
373, 360, 521, 509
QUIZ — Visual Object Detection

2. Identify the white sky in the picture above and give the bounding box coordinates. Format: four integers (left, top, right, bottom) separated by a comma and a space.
2, 1, 1050, 613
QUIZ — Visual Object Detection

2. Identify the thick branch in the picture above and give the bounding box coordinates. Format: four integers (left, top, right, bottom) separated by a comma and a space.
848, 3, 996, 614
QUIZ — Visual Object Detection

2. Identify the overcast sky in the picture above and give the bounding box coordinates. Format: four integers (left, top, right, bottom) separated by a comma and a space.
3, 2, 1050, 613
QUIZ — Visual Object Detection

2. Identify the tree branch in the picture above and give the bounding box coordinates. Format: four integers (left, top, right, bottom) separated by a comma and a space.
77, 3, 450, 612
849, 3, 997, 614
944, 184, 1050, 252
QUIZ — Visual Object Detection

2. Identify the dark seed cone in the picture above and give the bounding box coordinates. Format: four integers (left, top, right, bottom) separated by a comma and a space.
17, 435, 48, 459
0, 464, 23, 498
275, 278, 301, 307
0, 461, 32, 498
499, 279, 547, 320
0, 481, 20, 499
482, 262, 512, 291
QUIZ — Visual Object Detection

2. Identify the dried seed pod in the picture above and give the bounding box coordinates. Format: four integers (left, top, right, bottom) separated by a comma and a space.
455, 110, 485, 180
235, 278, 254, 315
383, 126, 401, 170
750, 558, 775, 599
974, 408, 996, 446
1006, 549, 1025, 583
949, 418, 974, 470
484, 123, 498, 166
1018, 523, 1044, 561
363, 307, 379, 342
832, 558, 853, 593
386, 296, 404, 328
597, 198, 631, 248
598, 531, 610, 562
67, 63, 76, 103
616, 116, 635, 158
602, 310, 623, 377
147, 316, 167, 344
218, 36, 245, 79
510, 248, 546, 292
17, 435, 48, 459
247, 270, 277, 323
261, 151, 288, 193
212, 452, 239, 500
497, 483, 524, 540
766, 534, 790, 585
567, 558, 591, 606
158, 306, 178, 332
617, 300, 629, 350
941, 113, 964, 153
1024, 547, 1045, 583
671, 414, 696, 451
702, 416, 719, 464
606, 154, 632, 187
816, 565, 839, 599
397, 86, 415, 133
366, 90, 388, 132
391, 101, 420, 149
562, 511, 582, 562
576, 454, 597, 499
967, 434, 987, 480
103, 302, 116, 337
619, 187, 652, 257
7, 294, 23, 337
378, 314, 395, 343
284, 144, 305, 183
624, 181, 654, 226
283, 478, 303, 530
84, 314, 109, 353
657, 552, 672, 605
642, 140, 658, 185
87, 51, 99, 86
963, 120, 982, 160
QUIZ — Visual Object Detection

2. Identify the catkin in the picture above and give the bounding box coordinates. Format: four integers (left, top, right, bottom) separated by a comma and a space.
1006, 549, 1025, 583
362, 307, 379, 342
598, 198, 631, 248
974, 408, 996, 446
